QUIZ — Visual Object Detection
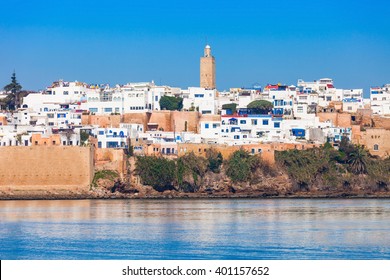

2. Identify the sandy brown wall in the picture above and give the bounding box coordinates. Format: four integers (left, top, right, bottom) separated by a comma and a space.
0, 146, 94, 191
81, 115, 121, 128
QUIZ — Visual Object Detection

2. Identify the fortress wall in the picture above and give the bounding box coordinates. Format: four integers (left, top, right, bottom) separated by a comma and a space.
94, 148, 126, 178
0, 146, 94, 191
121, 113, 150, 130
81, 115, 121, 128
148, 111, 172, 131
171, 111, 200, 133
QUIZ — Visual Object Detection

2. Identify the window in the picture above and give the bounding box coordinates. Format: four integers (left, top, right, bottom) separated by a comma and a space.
234, 135, 240, 139
104, 108, 112, 113
240, 120, 246, 124
98, 131, 104, 135
195, 94, 204, 98
63, 91, 69, 95
90, 108, 98, 113
274, 122, 280, 128
374, 144, 379, 151
212, 124, 217, 128
205, 123, 209, 129
155, 96, 158, 101
252, 119, 257, 125
258, 148, 262, 153
297, 106, 304, 113
326, 96, 332, 101
251, 148, 255, 154
263, 119, 269, 125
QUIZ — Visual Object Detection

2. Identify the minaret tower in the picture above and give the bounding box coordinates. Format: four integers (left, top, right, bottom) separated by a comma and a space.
200, 45, 216, 89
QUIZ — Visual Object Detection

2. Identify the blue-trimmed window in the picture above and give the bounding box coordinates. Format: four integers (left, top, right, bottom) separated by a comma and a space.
274, 122, 280, 128
205, 123, 209, 129
263, 119, 269, 125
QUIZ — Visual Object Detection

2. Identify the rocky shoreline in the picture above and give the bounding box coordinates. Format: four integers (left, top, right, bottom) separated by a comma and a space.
1, 186, 390, 200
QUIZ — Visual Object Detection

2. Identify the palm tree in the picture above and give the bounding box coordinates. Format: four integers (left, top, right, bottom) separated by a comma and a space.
348, 146, 368, 175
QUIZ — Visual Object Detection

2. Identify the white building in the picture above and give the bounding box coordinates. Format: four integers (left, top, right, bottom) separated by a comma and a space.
199, 120, 221, 143
263, 84, 294, 117
182, 87, 217, 114
22, 80, 96, 113
93, 127, 128, 148
370, 84, 390, 115
297, 78, 337, 107
220, 112, 284, 144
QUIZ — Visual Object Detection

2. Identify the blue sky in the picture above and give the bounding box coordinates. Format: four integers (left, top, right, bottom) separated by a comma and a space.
1, 0, 389, 95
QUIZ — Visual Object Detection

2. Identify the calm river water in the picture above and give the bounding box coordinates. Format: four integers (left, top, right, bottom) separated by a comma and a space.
0, 199, 390, 259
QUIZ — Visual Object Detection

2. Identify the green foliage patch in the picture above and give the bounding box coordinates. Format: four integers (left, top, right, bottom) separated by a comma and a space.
159, 95, 183, 111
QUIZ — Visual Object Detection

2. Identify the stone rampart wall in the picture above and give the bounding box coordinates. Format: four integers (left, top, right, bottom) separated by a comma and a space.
0, 146, 94, 191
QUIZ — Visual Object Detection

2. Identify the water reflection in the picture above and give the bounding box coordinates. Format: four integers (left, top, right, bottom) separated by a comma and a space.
0, 199, 390, 259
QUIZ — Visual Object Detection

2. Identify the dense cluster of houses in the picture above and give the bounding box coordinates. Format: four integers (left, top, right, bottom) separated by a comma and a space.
1, 77, 390, 159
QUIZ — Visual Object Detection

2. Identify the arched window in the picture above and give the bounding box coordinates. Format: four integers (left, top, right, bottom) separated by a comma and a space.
374, 144, 379, 151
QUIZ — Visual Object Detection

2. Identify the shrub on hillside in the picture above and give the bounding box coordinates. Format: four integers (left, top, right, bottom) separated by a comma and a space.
206, 148, 223, 173
225, 149, 260, 182
135, 156, 176, 191
177, 152, 208, 192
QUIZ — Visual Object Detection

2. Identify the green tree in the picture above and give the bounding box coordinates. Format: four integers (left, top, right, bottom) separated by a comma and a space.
2, 71, 22, 110
247, 100, 273, 114
275, 147, 339, 190
159, 95, 183, 111
80, 130, 90, 146
206, 148, 223, 173
222, 103, 238, 114
176, 152, 208, 192
135, 156, 176, 191
225, 149, 260, 182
